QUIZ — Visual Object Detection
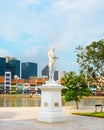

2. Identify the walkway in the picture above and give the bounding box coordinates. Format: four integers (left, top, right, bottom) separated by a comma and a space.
0, 107, 103, 130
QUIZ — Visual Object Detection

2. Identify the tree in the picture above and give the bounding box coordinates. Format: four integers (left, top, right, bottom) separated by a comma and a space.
61, 71, 91, 109
76, 39, 104, 90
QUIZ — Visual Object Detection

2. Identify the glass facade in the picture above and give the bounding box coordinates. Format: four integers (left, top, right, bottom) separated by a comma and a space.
0, 58, 6, 76
22, 62, 37, 79
0, 57, 20, 79
6, 59, 20, 79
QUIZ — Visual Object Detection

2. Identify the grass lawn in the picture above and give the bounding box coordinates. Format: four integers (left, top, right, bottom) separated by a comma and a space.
72, 112, 104, 118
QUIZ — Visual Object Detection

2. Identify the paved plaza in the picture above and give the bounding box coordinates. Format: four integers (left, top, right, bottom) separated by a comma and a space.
0, 107, 104, 130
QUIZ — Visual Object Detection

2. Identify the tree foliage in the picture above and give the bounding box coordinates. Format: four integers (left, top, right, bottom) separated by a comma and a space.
76, 39, 104, 89
61, 71, 91, 109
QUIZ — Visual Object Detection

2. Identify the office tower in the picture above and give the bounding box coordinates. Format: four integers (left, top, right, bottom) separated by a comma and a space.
41, 65, 49, 77
5, 57, 20, 79
41, 65, 59, 81
59, 70, 66, 79
0, 57, 6, 76
22, 62, 37, 79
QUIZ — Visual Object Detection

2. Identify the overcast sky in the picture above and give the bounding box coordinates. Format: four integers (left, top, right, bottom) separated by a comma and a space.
0, 0, 104, 76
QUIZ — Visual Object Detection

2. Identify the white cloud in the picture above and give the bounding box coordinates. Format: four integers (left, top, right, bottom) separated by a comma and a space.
22, 45, 43, 60
0, 0, 102, 46
49, 32, 72, 51
0, 0, 104, 74
69, 0, 99, 12
52, 0, 70, 12
0, 48, 11, 57
52, 0, 100, 14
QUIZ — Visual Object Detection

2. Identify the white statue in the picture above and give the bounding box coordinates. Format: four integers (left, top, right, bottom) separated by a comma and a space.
48, 46, 58, 81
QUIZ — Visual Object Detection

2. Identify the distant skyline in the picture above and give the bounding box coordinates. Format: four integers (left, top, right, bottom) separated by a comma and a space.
0, 0, 104, 75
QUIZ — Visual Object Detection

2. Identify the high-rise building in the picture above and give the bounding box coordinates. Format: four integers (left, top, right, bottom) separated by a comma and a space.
41, 65, 49, 77
5, 57, 20, 79
41, 65, 59, 81
0, 57, 6, 76
22, 62, 38, 79
59, 70, 66, 79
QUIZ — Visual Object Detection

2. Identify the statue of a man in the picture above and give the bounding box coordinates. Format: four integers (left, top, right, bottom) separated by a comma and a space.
48, 46, 58, 81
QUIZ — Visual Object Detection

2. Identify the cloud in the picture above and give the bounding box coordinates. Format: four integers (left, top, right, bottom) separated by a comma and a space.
22, 45, 43, 61
0, 0, 104, 75
0, 0, 103, 46
0, 48, 11, 57
52, 0, 100, 14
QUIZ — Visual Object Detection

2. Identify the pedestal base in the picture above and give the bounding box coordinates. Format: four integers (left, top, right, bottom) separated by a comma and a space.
38, 109, 66, 123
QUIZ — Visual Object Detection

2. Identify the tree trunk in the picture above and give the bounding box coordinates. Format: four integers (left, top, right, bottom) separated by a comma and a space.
76, 101, 79, 109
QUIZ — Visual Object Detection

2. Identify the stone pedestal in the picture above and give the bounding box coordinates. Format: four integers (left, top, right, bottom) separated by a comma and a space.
37, 81, 66, 123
